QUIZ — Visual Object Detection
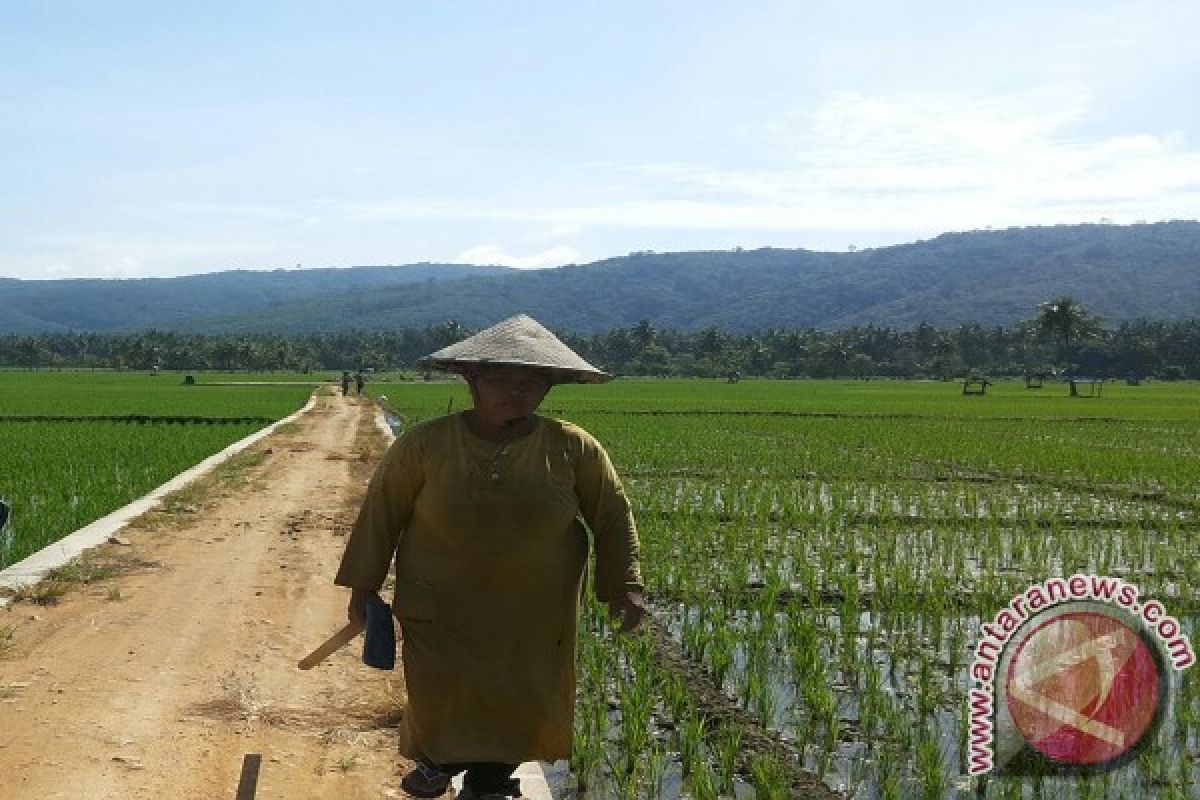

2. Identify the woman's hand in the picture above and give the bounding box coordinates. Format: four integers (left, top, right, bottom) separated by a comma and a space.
608, 589, 648, 633
348, 587, 377, 627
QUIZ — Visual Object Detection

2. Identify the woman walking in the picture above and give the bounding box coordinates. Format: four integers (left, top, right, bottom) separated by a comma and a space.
335, 314, 645, 799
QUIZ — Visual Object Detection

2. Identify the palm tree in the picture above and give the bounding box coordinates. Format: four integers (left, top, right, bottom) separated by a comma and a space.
631, 319, 656, 349
1036, 296, 1102, 369
1035, 296, 1103, 394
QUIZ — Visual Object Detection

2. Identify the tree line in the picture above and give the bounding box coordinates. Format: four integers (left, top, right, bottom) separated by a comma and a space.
2, 307, 1197, 380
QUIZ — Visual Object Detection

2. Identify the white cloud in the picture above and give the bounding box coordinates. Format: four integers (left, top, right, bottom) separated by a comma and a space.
454, 244, 582, 269
334, 84, 1200, 248
621, 87, 1200, 228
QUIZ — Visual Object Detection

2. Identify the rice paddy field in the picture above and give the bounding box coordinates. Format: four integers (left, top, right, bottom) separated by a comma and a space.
376, 378, 1200, 799
3, 371, 1197, 798
0, 370, 315, 569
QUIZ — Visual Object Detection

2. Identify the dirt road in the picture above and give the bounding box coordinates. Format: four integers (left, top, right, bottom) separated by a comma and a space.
0, 393, 421, 799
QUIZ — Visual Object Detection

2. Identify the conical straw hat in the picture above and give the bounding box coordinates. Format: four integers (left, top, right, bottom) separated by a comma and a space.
418, 314, 612, 384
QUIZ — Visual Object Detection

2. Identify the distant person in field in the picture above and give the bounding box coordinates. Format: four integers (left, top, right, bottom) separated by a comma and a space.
335, 314, 645, 800
355, 370, 365, 395
341, 370, 351, 397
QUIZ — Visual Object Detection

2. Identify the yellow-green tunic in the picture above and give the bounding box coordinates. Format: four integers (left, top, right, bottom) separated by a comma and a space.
334, 412, 642, 764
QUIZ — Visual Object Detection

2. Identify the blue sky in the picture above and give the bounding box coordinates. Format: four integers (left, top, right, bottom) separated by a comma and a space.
3, 1, 1198, 279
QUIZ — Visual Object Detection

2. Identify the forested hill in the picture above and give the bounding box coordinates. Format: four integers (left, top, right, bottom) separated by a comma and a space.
0, 263, 512, 334
3, 221, 1198, 334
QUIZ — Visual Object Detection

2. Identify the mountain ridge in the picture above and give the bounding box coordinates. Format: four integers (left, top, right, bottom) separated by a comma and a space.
3, 221, 1198, 333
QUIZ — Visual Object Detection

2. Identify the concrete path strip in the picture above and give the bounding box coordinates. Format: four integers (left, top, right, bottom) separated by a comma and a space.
0, 391, 318, 605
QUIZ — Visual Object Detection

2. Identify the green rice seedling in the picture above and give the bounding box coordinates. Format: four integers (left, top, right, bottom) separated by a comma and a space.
707, 624, 736, 691
643, 743, 668, 799
914, 730, 946, 799
1176, 751, 1193, 797
845, 755, 871, 798
677, 707, 706, 776
603, 749, 640, 800
748, 665, 778, 724
615, 637, 656, 780
570, 696, 604, 794
757, 575, 784, 639
994, 774, 1022, 800
1136, 741, 1169, 790
749, 752, 789, 800
877, 757, 902, 800
569, 722, 600, 793
785, 605, 818, 661
1076, 771, 1098, 800
885, 699, 914, 752
806, 563, 825, 610
714, 723, 742, 796
727, 544, 751, 591
571, 635, 607, 790
824, 701, 842, 756
680, 608, 707, 662
1028, 766, 1048, 800
661, 671, 693, 724
838, 630, 865, 692
685, 758, 720, 800
915, 652, 938, 721
946, 619, 966, 677
803, 679, 837, 750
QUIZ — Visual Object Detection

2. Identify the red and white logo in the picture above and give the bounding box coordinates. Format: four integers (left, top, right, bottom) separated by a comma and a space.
1005, 609, 1162, 766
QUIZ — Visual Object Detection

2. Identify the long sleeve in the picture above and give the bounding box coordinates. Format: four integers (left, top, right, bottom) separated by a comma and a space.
574, 435, 643, 602
334, 430, 425, 590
